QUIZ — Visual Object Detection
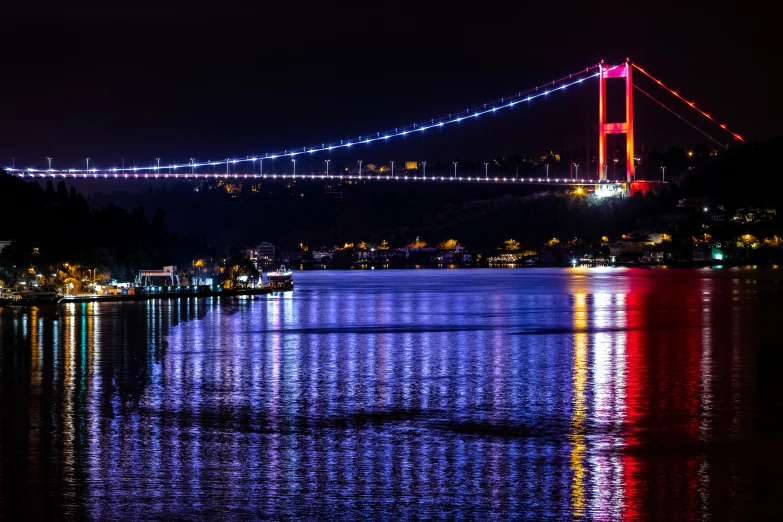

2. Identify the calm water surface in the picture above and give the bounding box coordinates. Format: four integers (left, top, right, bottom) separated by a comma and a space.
1, 268, 782, 520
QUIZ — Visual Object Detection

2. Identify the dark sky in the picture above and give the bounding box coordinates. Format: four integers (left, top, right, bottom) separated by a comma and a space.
2, 2, 779, 172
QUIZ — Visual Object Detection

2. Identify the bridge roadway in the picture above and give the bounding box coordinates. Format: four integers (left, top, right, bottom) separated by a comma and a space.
11, 171, 654, 187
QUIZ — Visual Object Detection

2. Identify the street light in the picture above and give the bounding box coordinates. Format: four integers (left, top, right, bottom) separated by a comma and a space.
86, 158, 90, 172
574, 163, 579, 179
453, 161, 458, 179
422, 161, 427, 179
358, 160, 362, 178
292, 158, 296, 176
661, 166, 666, 182
46, 157, 52, 173
484, 162, 489, 180
391, 160, 394, 178
545, 163, 549, 180
325, 159, 330, 176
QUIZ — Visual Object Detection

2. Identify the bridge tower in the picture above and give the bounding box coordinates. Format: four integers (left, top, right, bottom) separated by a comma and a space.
598, 59, 634, 183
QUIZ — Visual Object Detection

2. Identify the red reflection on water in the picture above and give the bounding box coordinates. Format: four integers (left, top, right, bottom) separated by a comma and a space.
622, 274, 707, 519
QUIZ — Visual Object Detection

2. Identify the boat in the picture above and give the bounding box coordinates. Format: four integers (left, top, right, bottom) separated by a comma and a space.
0, 285, 62, 307
266, 265, 294, 290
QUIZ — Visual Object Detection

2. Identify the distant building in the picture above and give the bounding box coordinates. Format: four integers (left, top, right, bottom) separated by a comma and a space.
405, 161, 418, 171
640, 250, 665, 264
607, 241, 649, 257
136, 266, 181, 286
311, 250, 333, 263
248, 242, 276, 268
692, 247, 723, 263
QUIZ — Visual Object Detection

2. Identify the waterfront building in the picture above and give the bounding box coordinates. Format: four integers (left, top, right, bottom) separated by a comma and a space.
248, 242, 276, 269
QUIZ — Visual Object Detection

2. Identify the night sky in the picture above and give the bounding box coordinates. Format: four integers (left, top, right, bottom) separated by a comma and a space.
2, 2, 779, 171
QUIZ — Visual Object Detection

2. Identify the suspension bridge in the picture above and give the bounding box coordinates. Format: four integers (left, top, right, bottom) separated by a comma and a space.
5, 59, 742, 193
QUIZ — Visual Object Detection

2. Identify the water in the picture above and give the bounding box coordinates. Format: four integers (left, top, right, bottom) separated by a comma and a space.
1, 268, 782, 520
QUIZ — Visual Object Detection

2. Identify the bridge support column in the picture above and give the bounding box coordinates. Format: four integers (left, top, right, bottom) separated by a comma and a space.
598, 59, 635, 184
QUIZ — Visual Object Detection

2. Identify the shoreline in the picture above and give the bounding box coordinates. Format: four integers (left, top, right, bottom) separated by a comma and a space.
297, 262, 779, 270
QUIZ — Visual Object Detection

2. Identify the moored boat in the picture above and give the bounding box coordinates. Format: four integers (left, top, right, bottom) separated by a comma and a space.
0, 286, 62, 307
266, 265, 294, 290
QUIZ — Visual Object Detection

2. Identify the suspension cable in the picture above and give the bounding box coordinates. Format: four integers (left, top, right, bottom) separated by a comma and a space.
633, 63, 743, 142
633, 84, 727, 149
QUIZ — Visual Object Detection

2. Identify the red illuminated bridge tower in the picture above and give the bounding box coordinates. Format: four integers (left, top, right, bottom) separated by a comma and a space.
598, 59, 634, 183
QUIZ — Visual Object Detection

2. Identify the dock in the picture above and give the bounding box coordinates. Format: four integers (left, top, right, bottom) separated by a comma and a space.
60, 285, 289, 304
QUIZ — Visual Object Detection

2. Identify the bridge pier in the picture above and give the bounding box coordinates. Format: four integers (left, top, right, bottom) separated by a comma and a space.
598, 59, 634, 190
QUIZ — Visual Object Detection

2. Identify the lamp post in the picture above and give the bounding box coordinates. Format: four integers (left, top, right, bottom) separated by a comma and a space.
661, 166, 666, 182
391, 160, 394, 178
260, 158, 263, 176
191, 158, 195, 175
226, 159, 229, 176
453, 161, 458, 179
156, 158, 160, 173
574, 163, 579, 179
292, 158, 296, 176
86, 158, 90, 173
46, 157, 52, 173
545, 163, 549, 180
422, 161, 426, 179
358, 160, 362, 178
325, 159, 330, 176
484, 162, 489, 180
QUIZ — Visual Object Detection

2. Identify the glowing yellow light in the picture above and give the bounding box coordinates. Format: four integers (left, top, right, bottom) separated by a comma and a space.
570, 293, 588, 517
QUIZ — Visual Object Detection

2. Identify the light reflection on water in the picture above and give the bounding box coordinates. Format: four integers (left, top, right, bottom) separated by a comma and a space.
1, 268, 780, 520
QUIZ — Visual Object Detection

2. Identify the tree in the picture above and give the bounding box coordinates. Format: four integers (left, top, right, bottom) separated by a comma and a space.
439, 239, 459, 250
503, 239, 520, 251
737, 234, 758, 259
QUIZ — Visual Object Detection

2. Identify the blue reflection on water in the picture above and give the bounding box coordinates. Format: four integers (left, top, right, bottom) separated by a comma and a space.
0, 268, 778, 520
